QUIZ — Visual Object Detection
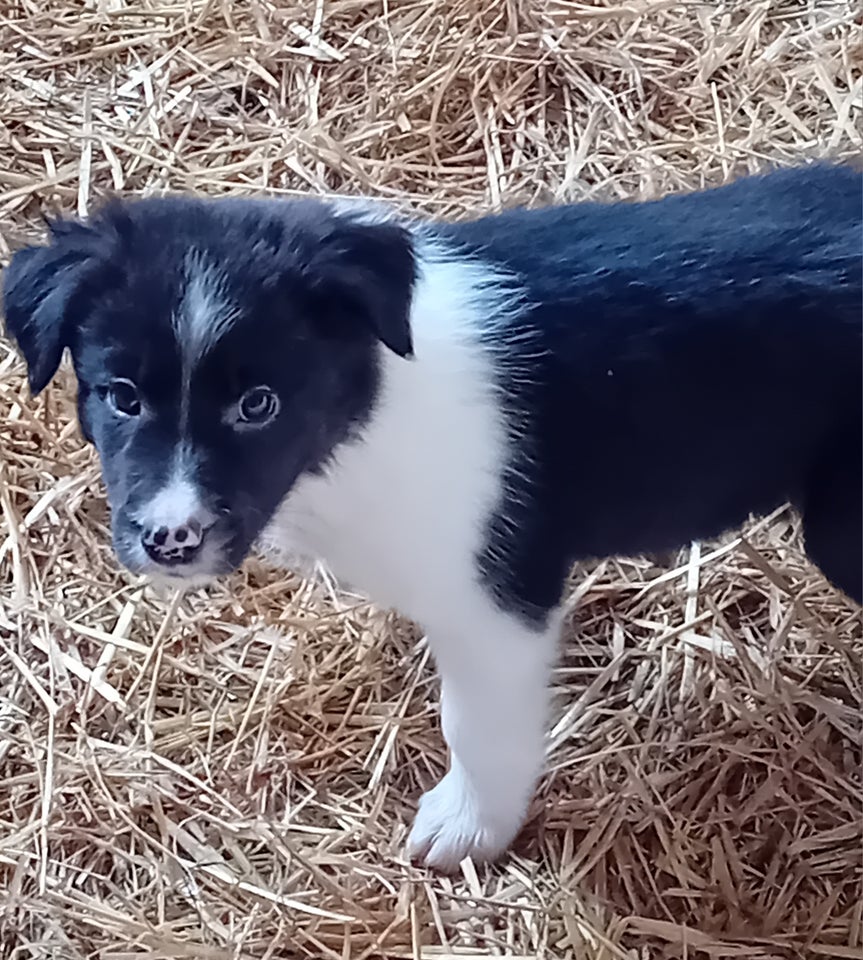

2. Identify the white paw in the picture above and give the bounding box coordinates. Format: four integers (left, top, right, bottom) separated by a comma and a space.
406, 767, 526, 872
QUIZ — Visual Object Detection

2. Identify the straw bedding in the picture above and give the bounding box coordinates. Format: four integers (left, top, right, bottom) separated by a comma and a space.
0, 1, 861, 958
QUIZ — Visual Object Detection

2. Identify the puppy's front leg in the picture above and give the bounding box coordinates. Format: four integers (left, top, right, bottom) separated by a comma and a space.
407, 602, 560, 871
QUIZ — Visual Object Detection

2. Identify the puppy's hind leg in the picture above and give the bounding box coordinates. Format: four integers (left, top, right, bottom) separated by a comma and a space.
407, 596, 560, 872
801, 440, 862, 605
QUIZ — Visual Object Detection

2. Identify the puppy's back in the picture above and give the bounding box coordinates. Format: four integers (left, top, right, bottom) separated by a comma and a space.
447, 164, 862, 609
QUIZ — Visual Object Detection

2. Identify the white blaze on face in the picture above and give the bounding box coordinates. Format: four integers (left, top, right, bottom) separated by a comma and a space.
179, 252, 240, 364
172, 251, 240, 429
137, 252, 240, 543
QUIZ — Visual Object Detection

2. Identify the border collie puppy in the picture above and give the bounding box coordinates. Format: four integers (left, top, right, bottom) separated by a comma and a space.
3, 164, 861, 871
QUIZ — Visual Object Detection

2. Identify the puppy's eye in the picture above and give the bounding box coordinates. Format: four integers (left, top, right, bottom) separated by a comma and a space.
107, 378, 141, 417
237, 386, 279, 426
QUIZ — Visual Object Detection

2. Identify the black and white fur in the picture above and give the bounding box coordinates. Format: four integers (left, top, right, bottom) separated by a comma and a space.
3, 164, 861, 871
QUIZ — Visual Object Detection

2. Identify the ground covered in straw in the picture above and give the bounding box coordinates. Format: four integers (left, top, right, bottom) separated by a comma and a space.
1, 1, 861, 958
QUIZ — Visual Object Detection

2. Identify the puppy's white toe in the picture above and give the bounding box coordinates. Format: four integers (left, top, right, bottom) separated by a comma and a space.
406, 767, 525, 872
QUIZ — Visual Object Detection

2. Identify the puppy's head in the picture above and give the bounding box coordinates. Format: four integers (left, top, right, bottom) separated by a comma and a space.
3, 195, 415, 583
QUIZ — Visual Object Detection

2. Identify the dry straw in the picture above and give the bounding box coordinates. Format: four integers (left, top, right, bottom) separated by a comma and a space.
1, 1, 861, 958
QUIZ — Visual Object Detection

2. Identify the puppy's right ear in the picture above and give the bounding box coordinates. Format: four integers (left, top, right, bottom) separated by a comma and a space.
2, 220, 106, 395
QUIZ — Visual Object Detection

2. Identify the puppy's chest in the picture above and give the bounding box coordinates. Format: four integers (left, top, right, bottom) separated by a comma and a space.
259, 442, 496, 621
256, 490, 398, 626
259, 334, 510, 620
263, 477, 418, 610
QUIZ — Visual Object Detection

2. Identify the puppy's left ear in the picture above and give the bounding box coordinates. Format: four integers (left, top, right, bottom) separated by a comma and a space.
3, 222, 107, 394
307, 218, 417, 359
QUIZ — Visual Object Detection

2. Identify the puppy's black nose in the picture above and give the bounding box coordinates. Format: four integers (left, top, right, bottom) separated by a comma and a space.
142, 519, 205, 565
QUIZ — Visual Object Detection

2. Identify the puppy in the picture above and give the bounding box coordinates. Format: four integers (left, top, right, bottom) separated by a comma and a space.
3, 164, 861, 871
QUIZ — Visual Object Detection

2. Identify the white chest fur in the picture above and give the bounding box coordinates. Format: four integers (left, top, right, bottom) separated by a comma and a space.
260, 248, 511, 626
